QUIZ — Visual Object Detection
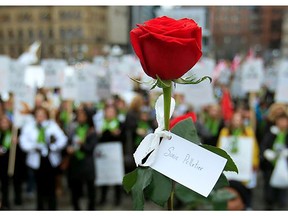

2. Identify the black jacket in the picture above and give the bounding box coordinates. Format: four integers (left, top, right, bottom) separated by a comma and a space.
260, 129, 288, 173
67, 126, 97, 182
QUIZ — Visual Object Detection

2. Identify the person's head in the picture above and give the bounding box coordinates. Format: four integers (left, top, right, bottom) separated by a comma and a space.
34, 106, 50, 124
115, 98, 126, 111
208, 104, 221, 119
230, 112, 243, 130
129, 94, 144, 113
76, 106, 94, 128
104, 105, 118, 121
226, 180, 249, 210
35, 93, 46, 108
267, 103, 287, 123
0, 115, 12, 131
275, 113, 288, 132
140, 107, 150, 121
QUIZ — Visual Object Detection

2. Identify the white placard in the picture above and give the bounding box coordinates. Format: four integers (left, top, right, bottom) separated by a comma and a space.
24, 66, 45, 88
275, 60, 288, 103
13, 85, 36, 128
174, 60, 216, 111
76, 64, 98, 103
218, 137, 253, 182
241, 59, 264, 93
8, 60, 26, 94
264, 66, 278, 92
110, 63, 133, 95
41, 59, 67, 88
0, 55, 10, 93
94, 142, 125, 186
151, 133, 227, 197
61, 66, 77, 100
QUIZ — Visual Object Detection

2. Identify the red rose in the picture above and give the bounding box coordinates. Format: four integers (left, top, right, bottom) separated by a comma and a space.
130, 16, 202, 80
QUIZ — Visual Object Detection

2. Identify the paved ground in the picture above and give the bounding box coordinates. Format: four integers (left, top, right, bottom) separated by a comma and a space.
2, 171, 288, 211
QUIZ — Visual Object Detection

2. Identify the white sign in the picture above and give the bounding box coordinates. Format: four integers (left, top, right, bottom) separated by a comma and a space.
151, 133, 227, 197
61, 66, 77, 100
41, 59, 67, 88
241, 59, 264, 93
275, 60, 288, 103
8, 61, 26, 94
76, 64, 98, 103
218, 137, 253, 182
13, 85, 36, 128
0, 55, 10, 93
264, 66, 278, 92
94, 142, 125, 186
24, 66, 45, 88
174, 60, 216, 111
110, 62, 133, 95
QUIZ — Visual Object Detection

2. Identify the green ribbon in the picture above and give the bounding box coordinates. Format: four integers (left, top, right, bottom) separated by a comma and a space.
273, 132, 287, 152
2, 130, 12, 151
37, 125, 46, 144
230, 128, 242, 154
205, 117, 220, 136
102, 118, 119, 132
135, 121, 150, 147
74, 124, 89, 160
59, 110, 69, 128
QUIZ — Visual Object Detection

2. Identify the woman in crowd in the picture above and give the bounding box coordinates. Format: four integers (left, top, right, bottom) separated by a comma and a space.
260, 112, 288, 210
0, 115, 14, 209
217, 111, 260, 209
98, 104, 123, 206
202, 104, 225, 146
19, 106, 67, 210
123, 94, 144, 173
65, 106, 97, 210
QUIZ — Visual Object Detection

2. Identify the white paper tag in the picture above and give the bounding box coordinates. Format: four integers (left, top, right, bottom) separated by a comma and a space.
150, 133, 227, 197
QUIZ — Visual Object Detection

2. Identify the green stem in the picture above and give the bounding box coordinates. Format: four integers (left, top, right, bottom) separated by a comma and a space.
162, 82, 174, 210
162, 83, 172, 131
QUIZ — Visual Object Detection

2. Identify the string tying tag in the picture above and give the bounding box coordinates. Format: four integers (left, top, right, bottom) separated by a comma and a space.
133, 94, 175, 167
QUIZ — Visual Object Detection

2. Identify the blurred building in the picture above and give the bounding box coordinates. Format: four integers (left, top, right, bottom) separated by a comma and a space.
281, 9, 288, 57
209, 6, 285, 60
0, 6, 129, 62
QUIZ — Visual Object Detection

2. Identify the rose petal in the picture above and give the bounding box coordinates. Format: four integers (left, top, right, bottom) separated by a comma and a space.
139, 32, 202, 80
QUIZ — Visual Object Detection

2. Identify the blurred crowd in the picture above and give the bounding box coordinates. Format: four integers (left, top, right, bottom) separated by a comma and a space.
0, 71, 288, 211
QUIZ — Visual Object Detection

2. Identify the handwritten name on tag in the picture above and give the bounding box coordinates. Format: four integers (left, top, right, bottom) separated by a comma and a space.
150, 133, 227, 197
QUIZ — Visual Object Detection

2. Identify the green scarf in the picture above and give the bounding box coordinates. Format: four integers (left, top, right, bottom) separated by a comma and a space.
37, 125, 46, 144
205, 117, 220, 136
230, 128, 242, 154
2, 130, 12, 150
102, 118, 119, 132
135, 121, 150, 147
59, 110, 69, 128
273, 132, 287, 152
74, 124, 89, 160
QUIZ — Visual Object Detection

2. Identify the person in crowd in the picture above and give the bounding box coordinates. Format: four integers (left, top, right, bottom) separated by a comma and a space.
19, 106, 67, 210
65, 106, 97, 210
263, 103, 287, 136
98, 104, 124, 206
0, 115, 14, 209
134, 107, 153, 147
217, 112, 260, 209
260, 113, 288, 210
201, 104, 225, 146
114, 96, 127, 124
123, 94, 144, 172
55, 100, 73, 135
0, 101, 5, 118
225, 180, 250, 210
